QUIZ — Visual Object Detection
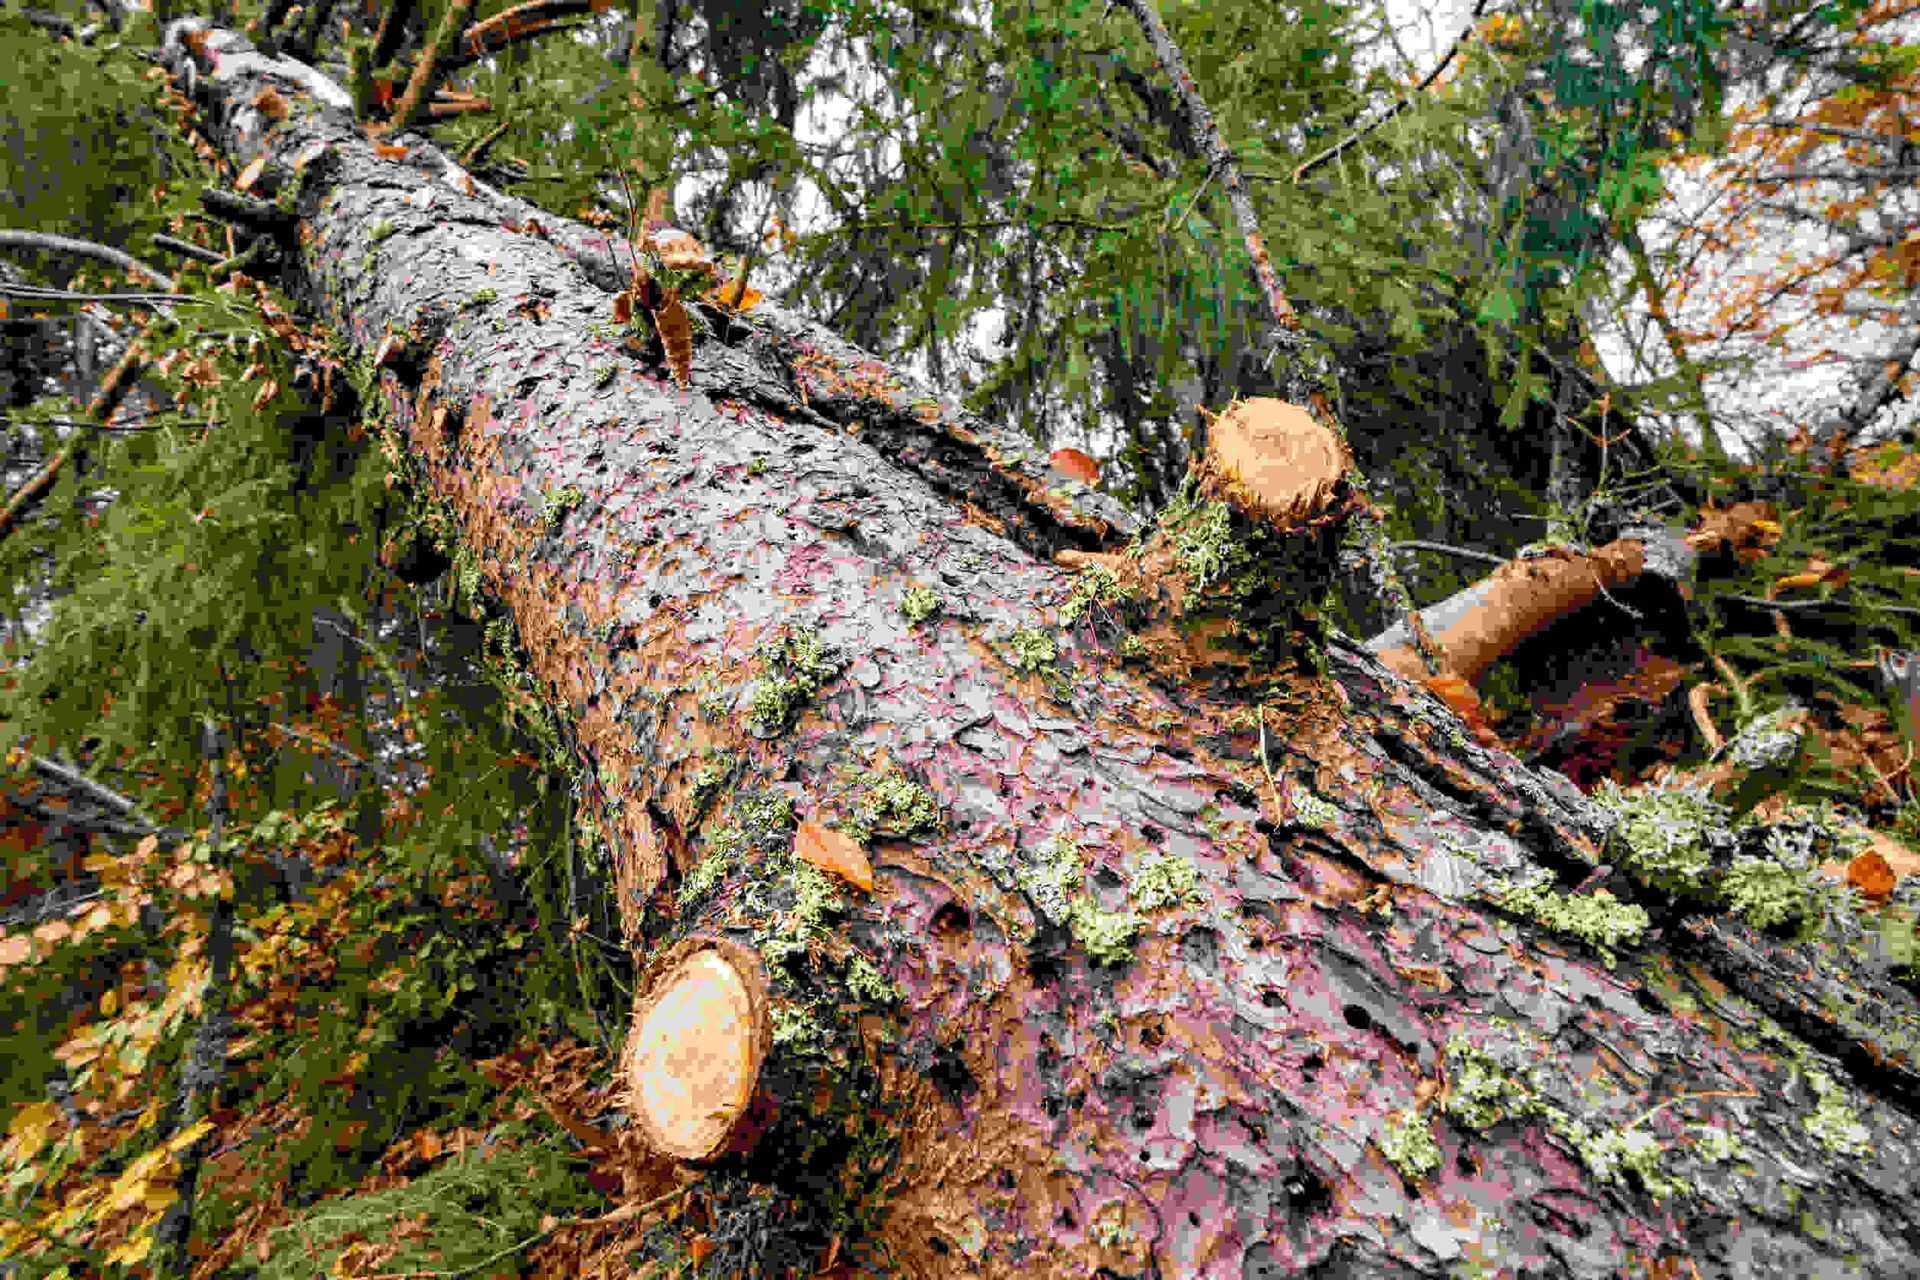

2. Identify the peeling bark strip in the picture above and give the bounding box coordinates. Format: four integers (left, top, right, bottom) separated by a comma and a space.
159, 24, 1920, 1278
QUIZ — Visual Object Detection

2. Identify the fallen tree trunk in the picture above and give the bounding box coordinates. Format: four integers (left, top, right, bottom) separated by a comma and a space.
158, 22, 1920, 1278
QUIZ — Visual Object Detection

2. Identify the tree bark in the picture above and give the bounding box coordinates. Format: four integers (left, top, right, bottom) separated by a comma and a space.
159, 22, 1920, 1278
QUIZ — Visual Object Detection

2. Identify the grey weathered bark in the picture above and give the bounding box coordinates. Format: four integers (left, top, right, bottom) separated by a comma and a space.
158, 22, 1920, 1279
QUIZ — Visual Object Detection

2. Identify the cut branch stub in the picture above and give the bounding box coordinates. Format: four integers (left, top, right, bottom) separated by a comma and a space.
1195, 397, 1355, 533
622, 938, 773, 1162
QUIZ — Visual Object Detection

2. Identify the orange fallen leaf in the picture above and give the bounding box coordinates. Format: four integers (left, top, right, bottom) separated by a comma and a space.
794, 821, 873, 892
1050, 447, 1100, 486
234, 153, 268, 193
1847, 849, 1896, 903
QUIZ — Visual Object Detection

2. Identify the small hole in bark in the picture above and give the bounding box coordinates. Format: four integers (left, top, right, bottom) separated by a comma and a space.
931, 901, 971, 939
1058, 1209, 1077, 1229
1301, 1052, 1322, 1081
1254, 817, 1276, 835
928, 1237, 951, 1256
1133, 1109, 1154, 1130
1456, 1152, 1477, 1176
1260, 989, 1284, 1008
1043, 1096, 1063, 1118
1188, 1211, 1202, 1227
1140, 825, 1164, 844
996, 1169, 1016, 1190
1342, 1004, 1372, 1030
1634, 988, 1662, 1015
648, 594, 662, 609
1140, 1018, 1164, 1048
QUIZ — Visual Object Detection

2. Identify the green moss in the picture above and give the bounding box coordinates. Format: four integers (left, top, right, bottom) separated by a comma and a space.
899, 586, 941, 625
1119, 633, 1148, 659
750, 626, 839, 734
1489, 872, 1649, 967
592, 363, 616, 389
1380, 1108, 1441, 1181
1130, 853, 1201, 913
1059, 564, 1134, 624
748, 457, 767, 477
368, 218, 397, 243
1008, 628, 1056, 673
470, 285, 498, 305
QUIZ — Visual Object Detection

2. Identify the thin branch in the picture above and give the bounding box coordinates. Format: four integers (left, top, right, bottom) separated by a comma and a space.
1390, 539, 1508, 568
1291, 0, 1497, 183
0, 229, 174, 288
0, 337, 149, 544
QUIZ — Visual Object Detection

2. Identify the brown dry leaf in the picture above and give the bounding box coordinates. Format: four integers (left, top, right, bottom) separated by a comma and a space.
794, 821, 873, 893
252, 86, 290, 120
652, 296, 694, 388
373, 141, 408, 161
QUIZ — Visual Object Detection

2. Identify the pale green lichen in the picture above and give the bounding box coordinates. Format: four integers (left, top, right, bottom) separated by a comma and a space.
1119, 634, 1148, 659
1443, 1025, 1550, 1131
845, 955, 899, 1004
900, 586, 941, 625
771, 1003, 828, 1051
1161, 490, 1250, 590
1059, 564, 1134, 624
1489, 872, 1649, 967
1564, 1121, 1680, 1200
1068, 898, 1142, 967
1008, 628, 1057, 673
470, 285, 498, 305
1802, 1069, 1871, 1158
1130, 853, 1201, 913
1721, 856, 1816, 930
677, 792, 794, 910
1380, 1108, 1441, 1181
750, 626, 839, 733
844, 772, 940, 846
687, 753, 732, 810
540, 485, 584, 531
1293, 789, 1337, 829
759, 856, 842, 968
1691, 1125, 1745, 1163
1590, 774, 1732, 894
1726, 705, 1804, 770
592, 363, 616, 389
1017, 835, 1140, 966
369, 218, 397, 243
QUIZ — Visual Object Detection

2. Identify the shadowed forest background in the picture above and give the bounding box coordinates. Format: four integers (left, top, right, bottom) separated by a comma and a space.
3, 0, 1920, 1274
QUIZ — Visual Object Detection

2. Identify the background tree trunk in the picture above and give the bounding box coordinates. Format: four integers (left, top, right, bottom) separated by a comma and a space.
161, 23, 1920, 1278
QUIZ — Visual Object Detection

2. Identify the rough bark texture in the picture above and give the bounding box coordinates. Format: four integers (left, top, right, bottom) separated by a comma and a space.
159, 23, 1920, 1279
